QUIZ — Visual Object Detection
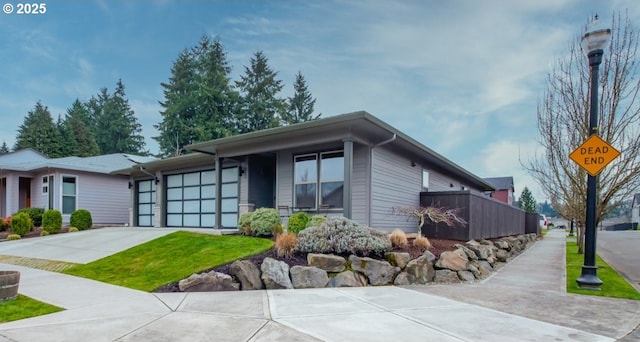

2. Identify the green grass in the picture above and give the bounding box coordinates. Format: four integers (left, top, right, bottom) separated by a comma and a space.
0, 295, 63, 323
566, 240, 640, 300
62, 231, 274, 291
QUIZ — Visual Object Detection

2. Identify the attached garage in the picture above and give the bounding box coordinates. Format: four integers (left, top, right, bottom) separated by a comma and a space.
136, 179, 156, 227
164, 167, 238, 228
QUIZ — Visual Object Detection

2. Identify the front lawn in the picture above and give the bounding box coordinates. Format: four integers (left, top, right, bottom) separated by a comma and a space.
62, 231, 274, 291
566, 241, 640, 300
0, 295, 63, 323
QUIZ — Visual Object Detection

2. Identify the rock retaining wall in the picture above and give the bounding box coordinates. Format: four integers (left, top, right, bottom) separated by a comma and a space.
177, 233, 538, 292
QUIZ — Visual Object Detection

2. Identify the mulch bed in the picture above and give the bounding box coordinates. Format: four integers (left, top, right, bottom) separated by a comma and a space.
153, 236, 461, 293
0, 227, 70, 240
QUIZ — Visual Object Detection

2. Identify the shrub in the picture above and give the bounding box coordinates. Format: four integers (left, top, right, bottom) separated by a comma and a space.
16, 207, 44, 227
7, 234, 20, 241
41, 230, 50, 236
238, 212, 254, 235
68, 227, 79, 233
249, 207, 280, 237
273, 223, 284, 236
287, 212, 309, 234
42, 209, 62, 234
389, 229, 408, 248
0, 217, 10, 232
275, 232, 297, 259
70, 209, 92, 230
10, 212, 32, 236
305, 214, 327, 228
413, 235, 431, 252
297, 216, 392, 256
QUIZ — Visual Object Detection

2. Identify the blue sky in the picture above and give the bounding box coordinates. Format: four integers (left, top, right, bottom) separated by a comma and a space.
2, 0, 638, 201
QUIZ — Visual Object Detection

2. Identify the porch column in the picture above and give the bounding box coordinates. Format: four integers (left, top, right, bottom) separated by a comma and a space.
215, 156, 223, 229
343, 138, 354, 219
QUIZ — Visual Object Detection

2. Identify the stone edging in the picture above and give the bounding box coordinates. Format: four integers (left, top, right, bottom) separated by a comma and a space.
178, 233, 539, 292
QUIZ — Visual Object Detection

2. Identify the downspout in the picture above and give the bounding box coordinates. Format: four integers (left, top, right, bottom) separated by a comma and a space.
368, 133, 397, 227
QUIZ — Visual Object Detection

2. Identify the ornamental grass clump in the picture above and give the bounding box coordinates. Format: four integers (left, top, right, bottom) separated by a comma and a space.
6, 234, 20, 241
297, 216, 392, 256
413, 235, 431, 252
389, 229, 408, 248
275, 232, 297, 259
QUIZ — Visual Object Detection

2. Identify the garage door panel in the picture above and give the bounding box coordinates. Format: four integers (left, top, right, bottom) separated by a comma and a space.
136, 179, 156, 227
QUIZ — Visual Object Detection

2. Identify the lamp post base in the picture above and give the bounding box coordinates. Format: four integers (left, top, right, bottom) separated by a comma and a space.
576, 265, 603, 290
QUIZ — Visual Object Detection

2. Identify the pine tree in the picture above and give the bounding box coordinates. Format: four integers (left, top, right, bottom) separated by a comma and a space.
63, 99, 100, 157
14, 101, 63, 157
95, 80, 146, 155
154, 37, 238, 157
283, 71, 320, 124
235, 50, 286, 133
0, 141, 9, 154
518, 187, 537, 213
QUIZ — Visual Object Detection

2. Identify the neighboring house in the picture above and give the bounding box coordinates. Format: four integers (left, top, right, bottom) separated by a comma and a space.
632, 193, 640, 227
115, 111, 495, 233
0, 148, 154, 225
484, 176, 515, 206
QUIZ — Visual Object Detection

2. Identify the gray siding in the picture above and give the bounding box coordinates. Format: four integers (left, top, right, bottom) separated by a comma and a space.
277, 150, 294, 208
351, 144, 370, 225
370, 146, 421, 233
427, 169, 455, 192
73, 171, 130, 225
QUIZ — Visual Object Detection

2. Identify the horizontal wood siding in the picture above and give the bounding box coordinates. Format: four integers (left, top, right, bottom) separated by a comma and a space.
426, 169, 455, 192
75, 172, 131, 225
277, 150, 294, 208
351, 144, 369, 225
370, 146, 421, 233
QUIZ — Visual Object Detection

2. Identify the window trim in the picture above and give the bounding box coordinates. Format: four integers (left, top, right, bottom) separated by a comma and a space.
61, 175, 78, 215
294, 150, 344, 210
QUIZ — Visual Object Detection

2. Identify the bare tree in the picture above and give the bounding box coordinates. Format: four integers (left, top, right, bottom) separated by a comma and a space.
526, 12, 640, 253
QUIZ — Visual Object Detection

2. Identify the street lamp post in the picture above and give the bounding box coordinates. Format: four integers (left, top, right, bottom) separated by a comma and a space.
576, 15, 611, 290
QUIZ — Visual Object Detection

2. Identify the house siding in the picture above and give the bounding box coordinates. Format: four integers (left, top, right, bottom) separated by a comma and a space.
352, 144, 370, 225
370, 146, 421, 233
277, 150, 294, 208
73, 171, 130, 225
428, 169, 455, 191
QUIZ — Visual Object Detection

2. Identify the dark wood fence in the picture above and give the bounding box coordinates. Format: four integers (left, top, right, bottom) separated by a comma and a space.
420, 191, 537, 241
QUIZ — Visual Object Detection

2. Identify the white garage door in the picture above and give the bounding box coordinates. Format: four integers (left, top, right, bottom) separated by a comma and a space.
165, 167, 238, 228
136, 179, 156, 227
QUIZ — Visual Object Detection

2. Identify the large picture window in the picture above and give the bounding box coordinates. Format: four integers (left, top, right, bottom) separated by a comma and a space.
62, 176, 76, 214
294, 151, 344, 209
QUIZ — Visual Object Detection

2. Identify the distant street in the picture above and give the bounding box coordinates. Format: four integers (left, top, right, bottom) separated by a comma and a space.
597, 230, 640, 292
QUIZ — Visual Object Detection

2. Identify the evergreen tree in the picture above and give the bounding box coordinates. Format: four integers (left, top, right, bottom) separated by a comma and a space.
283, 71, 320, 124
517, 187, 537, 213
14, 101, 63, 157
235, 50, 286, 133
154, 37, 238, 157
0, 141, 9, 154
93, 80, 147, 155
63, 99, 100, 157
55, 114, 73, 157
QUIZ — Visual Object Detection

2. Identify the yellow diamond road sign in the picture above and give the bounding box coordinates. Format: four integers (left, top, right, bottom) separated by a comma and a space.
569, 135, 620, 176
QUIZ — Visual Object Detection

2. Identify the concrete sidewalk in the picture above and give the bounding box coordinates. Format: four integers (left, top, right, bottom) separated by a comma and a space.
0, 228, 639, 341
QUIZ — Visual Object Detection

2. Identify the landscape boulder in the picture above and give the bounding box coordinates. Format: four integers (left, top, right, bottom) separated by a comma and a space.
307, 253, 346, 272
402, 253, 436, 284
330, 270, 368, 287
260, 257, 293, 289
435, 249, 468, 271
385, 252, 411, 269
179, 271, 239, 292
230, 260, 263, 290
434, 269, 461, 283
290, 266, 329, 289
349, 255, 399, 286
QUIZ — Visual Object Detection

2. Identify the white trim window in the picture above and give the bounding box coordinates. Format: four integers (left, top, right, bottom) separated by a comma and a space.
294, 151, 344, 209
62, 176, 77, 214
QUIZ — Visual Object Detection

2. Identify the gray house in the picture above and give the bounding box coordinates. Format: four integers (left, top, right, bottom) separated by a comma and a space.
0, 149, 154, 225
115, 111, 495, 233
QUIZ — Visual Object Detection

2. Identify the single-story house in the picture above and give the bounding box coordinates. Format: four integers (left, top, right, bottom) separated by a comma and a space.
114, 111, 495, 233
484, 176, 516, 206
0, 148, 155, 225
632, 193, 640, 228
